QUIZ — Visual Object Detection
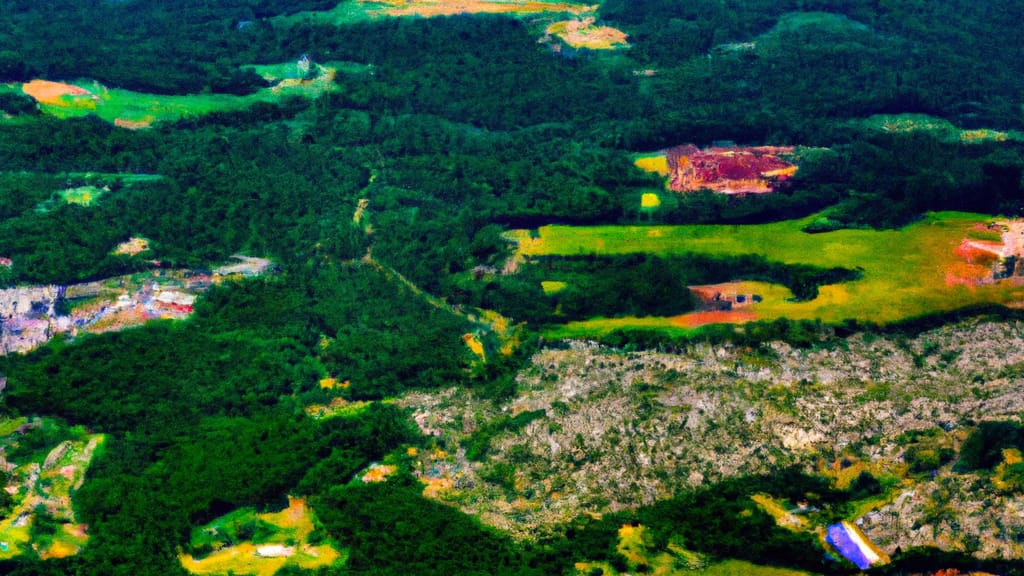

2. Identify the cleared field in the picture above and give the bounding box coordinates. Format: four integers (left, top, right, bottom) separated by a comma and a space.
181, 496, 343, 576
545, 17, 628, 50
14, 62, 338, 128
278, 0, 590, 24
509, 212, 1024, 335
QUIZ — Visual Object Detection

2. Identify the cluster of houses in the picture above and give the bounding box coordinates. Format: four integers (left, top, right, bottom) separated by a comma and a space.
0, 256, 273, 355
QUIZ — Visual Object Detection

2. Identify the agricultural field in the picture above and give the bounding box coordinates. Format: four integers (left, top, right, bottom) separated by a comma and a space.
1, 61, 339, 129
180, 496, 343, 576
506, 212, 1024, 336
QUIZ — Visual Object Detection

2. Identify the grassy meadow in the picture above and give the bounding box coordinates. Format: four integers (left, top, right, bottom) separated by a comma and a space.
508, 212, 1024, 336
4, 62, 339, 129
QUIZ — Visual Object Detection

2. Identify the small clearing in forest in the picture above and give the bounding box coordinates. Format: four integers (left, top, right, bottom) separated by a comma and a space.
180, 496, 343, 576
545, 16, 628, 50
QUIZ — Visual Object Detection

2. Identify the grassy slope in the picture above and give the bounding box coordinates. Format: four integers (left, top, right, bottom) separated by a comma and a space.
509, 212, 1024, 335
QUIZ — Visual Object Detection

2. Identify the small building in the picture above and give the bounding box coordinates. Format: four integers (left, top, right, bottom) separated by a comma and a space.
255, 544, 294, 558
152, 291, 196, 313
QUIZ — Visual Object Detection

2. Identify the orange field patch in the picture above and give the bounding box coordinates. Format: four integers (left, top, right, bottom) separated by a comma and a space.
22, 80, 92, 105
361, 463, 397, 483
670, 309, 758, 328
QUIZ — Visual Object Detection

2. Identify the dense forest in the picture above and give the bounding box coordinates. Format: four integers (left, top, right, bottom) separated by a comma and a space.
1, 0, 1023, 574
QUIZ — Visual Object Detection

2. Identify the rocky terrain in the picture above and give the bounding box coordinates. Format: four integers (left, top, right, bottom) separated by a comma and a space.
399, 318, 1024, 560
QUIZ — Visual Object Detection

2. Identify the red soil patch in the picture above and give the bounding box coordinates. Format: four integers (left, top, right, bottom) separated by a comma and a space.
666, 145, 797, 194
954, 239, 1002, 265
670, 309, 757, 328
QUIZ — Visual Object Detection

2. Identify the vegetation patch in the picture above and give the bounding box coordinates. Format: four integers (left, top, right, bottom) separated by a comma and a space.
111, 236, 150, 257
640, 192, 662, 210
857, 114, 1023, 144
541, 280, 568, 294
180, 496, 343, 576
17, 60, 337, 128
278, 0, 589, 24
634, 153, 670, 177
545, 17, 629, 50
456, 252, 854, 329
0, 418, 103, 561
509, 213, 1024, 334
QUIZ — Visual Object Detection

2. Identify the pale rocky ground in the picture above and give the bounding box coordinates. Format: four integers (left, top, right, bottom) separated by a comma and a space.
399, 318, 1024, 559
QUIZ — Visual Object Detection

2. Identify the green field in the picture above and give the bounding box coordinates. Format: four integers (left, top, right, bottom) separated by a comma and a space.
4, 62, 339, 128
508, 212, 1024, 336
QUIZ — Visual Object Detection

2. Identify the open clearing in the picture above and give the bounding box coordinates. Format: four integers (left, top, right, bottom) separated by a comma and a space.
9, 61, 338, 128
637, 145, 799, 195
180, 496, 343, 576
275, 0, 621, 51
545, 17, 629, 50
278, 0, 590, 25
508, 212, 1024, 335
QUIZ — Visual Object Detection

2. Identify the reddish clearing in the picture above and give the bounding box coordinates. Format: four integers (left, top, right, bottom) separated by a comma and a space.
670, 309, 758, 328
666, 145, 797, 194
954, 239, 1002, 264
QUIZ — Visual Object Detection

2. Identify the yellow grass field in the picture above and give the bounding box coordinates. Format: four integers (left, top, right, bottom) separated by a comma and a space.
541, 280, 569, 294
640, 192, 661, 209
634, 154, 670, 176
